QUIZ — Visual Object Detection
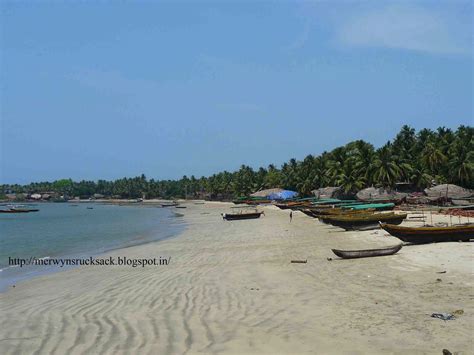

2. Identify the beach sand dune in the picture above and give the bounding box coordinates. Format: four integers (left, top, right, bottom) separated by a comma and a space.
0, 203, 472, 354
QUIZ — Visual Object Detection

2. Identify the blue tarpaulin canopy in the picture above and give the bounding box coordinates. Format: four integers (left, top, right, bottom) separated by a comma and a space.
267, 190, 298, 200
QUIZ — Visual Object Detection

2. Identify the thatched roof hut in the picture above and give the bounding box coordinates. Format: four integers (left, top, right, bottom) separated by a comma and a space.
356, 187, 407, 203
424, 184, 473, 200
250, 188, 284, 198
312, 187, 344, 199
251, 188, 297, 200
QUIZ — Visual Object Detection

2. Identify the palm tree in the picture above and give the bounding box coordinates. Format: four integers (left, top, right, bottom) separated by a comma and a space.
353, 141, 376, 187
393, 125, 416, 157
326, 147, 348, 185
4, 124, 473, 199
448, 141, 473, 187
312, 153, 329, 188
372, 144, 401, 187
409, 163, 432, 189
335, 160, 365, 194
264, 164, 282, 188
421, 142, 447, 175
280, 159, 298, 191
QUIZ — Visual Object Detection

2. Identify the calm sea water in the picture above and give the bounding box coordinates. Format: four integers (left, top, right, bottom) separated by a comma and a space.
0, 203, 185, 291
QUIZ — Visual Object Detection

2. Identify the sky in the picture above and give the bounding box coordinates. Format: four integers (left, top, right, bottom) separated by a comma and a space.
1, 1, 472, 184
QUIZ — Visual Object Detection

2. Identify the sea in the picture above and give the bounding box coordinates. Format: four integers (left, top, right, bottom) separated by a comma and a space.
0, 203, 186, 291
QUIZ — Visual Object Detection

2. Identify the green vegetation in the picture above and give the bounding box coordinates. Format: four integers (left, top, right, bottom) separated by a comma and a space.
2, 125, 473, 199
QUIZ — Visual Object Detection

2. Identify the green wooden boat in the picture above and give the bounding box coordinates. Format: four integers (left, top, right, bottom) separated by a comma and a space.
320, 213, 407, 231
302, 208, 376, 219
315, 208, 376, 216
343, 203, 395, 211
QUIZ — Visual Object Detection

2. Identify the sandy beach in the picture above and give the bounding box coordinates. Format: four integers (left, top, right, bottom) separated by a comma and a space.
0, 202, 472, 354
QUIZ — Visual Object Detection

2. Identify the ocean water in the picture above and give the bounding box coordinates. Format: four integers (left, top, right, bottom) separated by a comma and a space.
0, 203, 185, 291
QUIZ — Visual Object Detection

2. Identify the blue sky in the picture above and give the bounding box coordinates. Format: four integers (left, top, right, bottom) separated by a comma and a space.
1, 1, 472, 184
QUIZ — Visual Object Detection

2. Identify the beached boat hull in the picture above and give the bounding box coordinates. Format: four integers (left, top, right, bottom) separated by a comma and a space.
380, 223, 474, 244
322, 213, 407, 231
332, 244, 402, 259
222, 212, 264, 221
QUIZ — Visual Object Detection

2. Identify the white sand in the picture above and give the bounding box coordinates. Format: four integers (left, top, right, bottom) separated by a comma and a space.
0, 203, 472, 354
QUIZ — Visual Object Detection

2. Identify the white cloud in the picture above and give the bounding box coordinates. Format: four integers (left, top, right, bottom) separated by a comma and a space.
336, 4, 472, 55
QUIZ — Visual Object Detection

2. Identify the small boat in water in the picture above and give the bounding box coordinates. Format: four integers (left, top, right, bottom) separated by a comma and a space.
0, 209, 29, 213
222, 211, 264, 221
175, 206, 187, 209
332, 244, 402, 259
0, 208, 38, 213
0, 205, 39, 213
380, 223, 473, 244
161, 203, 179, 207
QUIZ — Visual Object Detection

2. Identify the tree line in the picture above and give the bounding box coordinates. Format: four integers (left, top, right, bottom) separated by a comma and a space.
2, 125, 473, 200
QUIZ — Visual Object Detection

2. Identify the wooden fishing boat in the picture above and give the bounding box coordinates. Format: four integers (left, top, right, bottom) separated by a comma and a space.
332, 244, 402, 259
11, 207, 39, 212
275, 202, 310, 209
300, 209, 318, 217
0, 207, 39, 213
380, 223, 474, 244
343, 203, 395, 211
317, 211, 384, 225
175, 206, 187, 209
302, 208, 376, 219
0, 209, 30, 213
161, 203, 179, 207
321, 213, 407, 231
222, 211, 264, 221
314, 208, 376, 216
233, 197, 270, 205
248, 200, 271, 205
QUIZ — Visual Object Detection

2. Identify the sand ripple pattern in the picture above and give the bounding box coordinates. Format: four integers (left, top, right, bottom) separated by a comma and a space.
1, 203, 472, 354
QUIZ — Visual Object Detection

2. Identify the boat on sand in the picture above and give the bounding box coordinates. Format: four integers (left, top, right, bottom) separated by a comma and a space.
380, 223, 473, 244
222, 211, 264, 221
320, 213, 407, 231
331, 244, 402, 259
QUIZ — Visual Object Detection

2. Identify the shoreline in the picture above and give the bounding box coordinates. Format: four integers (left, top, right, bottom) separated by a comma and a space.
0, 202, 472, 354
0, 203, 187, 293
